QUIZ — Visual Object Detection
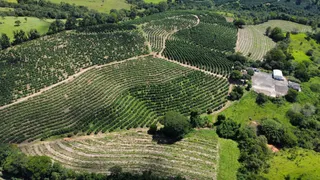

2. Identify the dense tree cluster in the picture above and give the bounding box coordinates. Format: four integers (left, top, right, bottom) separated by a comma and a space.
215, 118, 271, 179
160, 111, 192, 140
228, 86, 244, 101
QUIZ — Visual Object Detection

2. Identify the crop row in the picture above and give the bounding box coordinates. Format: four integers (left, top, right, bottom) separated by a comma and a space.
20, 130, 219, 179
163, 40, 233, 76
0, 57, 229, 143
0, 30, 148, 106
236, 26, 275, 60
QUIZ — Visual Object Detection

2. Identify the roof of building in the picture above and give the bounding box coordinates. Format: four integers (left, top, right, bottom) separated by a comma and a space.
288, 81, 301, 90
272, 69, 283, 77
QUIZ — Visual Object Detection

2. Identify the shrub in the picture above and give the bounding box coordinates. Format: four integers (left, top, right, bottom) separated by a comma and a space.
216, 119, 240, 139
161, 111, 191, 139
285, 89, 299, 103
229, 86, 244, 101
147, 124, 157, 135
256, 93, 268, 105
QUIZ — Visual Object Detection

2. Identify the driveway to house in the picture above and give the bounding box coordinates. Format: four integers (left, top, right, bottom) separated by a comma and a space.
252, 72, 288, 97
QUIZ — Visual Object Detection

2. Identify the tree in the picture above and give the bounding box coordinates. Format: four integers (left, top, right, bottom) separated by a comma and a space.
28, 29, 40, 40
161, 111, 191, 139
229, 86, 244, 101
216, 119, 240, 139
230, 70, 242, 80
256, 93, 268, 105
269, 27, 285, 42
265, 26, 271, 36
47, 20, 65, 35
147, 124, 157, 135
0, 33, 10, 49
157, 2, 168, 12
65, 16, 77, 30
14, 20, 21, 26
109, 165, 122, 176
216, 114, 226, 125
234, 19, 246, 28
190, 109, 202, 128
259, 119, 284, 145
13, 30, 27, 45
285, 88, 298, 102
26, 156, 52, 179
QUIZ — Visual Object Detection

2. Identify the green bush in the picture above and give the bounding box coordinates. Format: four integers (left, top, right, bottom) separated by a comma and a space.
161, 111, 191, 139
216, 119, 240, 139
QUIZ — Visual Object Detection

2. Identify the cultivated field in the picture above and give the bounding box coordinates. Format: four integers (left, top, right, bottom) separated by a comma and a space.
236, 26, 276, 60
236, 20, 315, 60
47, 0, 131, 13
0, 28, 148, 106
0, 16, 55, 40
0, 57, 229, 143
20, 130, 221, 180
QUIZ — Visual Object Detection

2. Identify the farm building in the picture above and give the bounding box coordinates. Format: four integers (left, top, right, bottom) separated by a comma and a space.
272, 69, 284, 81
288, 81, 301, 92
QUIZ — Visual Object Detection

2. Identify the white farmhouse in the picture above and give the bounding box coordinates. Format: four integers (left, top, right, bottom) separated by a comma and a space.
272, 69, 284, 81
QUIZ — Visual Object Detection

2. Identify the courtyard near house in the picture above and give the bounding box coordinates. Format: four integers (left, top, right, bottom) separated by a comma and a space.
252, 72, 288, 97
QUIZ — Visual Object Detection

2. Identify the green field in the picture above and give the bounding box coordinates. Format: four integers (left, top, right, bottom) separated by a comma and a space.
289, 33, 320, 63
0, 16, 54, 40
0, 7, 14, 12
217, 92, 292, 126
262, 148, 320, 180
47, 0, 131, 13
217, 138, 240, 180
144, 0, 166, 3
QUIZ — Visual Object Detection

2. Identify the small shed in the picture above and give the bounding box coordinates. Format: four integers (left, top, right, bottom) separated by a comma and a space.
272, 69, 284, 81
288, 81, 301, 92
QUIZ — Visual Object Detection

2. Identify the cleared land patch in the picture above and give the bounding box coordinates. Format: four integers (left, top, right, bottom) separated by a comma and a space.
20, 129, 220, 180
289, 33, 320, 63
0, 57, 229, 143
47, 0, 131, 13
0, 16, 54, 40
262, 148, 320, 180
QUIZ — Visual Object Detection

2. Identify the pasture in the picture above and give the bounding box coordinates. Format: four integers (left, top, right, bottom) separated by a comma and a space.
0, 7, 14, 12
47, 0, 131, 13
289, 33, 320, 63
262, 148, 320, 180
144, 0, 166, 3
0, 16, 54, 40
217, 92, 292, 126
20, 129, 223, 180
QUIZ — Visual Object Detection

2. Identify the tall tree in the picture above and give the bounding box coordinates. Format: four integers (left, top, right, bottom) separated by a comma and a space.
28, 29, 40, 40
0, 33, 10, 49
65, 16, 77, 30
13, 30, 27, 45
47, 20, 65, 35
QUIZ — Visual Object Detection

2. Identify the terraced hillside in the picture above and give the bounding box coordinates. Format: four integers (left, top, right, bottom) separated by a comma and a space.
236, 20, 315, 60
20, 130, 220, 180
0, 57, 229, 143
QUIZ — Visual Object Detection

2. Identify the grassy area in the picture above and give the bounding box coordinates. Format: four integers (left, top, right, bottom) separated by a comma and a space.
4, 0, 17, 3
298, 77, 320, 105
0, 7, 14, 12
253, 20, 314, 33
217, 92, 292, 126
262, 148, 320, 180
217, 138, 240, 180
144, 0, 166, 3
290, 33, 320, 63
0, 16, 54, 40
47, 0, 131, 13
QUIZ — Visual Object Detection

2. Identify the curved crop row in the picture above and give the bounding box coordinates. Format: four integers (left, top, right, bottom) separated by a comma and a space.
0, 57, 229, 143
20, 130, 219, 180
0, 30, 148, 106
163, 40, 233, 76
